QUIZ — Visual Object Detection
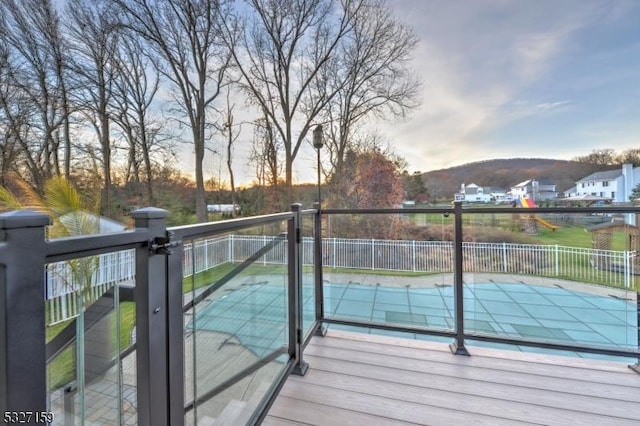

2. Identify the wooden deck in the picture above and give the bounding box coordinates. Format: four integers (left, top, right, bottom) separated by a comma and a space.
264, 330, 640, 425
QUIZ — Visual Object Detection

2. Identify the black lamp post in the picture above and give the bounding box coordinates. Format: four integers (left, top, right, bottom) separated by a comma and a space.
313, 124, 324, 208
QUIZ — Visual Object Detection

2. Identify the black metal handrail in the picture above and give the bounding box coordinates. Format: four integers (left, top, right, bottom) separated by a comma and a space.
318, 203, 640, 360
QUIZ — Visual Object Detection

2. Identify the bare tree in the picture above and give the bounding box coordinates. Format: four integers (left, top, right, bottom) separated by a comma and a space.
110, 35, 165, 205
0, 50, 20, 186
111, 0, 233, 222
618, 148, 640, 167
322, 0, 420, 180
573, 148, 618, 166
250, 112, 284, 189
223, 0, 362, 202
248, 111, 285, 212
212, 89, 241, 217
65, 0, 121, 216
0, 45, 23, 185
0, 0, 71, 187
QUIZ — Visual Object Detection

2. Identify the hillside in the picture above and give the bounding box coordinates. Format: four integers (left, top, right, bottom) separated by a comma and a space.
422, 158, 610, 201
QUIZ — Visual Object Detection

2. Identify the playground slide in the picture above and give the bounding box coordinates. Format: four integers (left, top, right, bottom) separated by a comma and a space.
535, 217, 559, 231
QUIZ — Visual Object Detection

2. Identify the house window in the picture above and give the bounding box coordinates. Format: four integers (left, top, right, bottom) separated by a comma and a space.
581, 183, 585, 188
611, 191, 615, 199
600, 192, 604, 197
603, 181, 609, 187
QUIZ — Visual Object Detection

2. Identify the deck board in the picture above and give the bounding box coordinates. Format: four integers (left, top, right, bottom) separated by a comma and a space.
264, 330, 640, 426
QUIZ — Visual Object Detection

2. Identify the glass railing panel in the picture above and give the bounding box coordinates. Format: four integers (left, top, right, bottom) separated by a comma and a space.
45, 249, 137, 425
322, 212, 455, 334
183, 222, 290, 424
461, 210, 638, 356
301, 212, 316, 339
185, 356, 288, 426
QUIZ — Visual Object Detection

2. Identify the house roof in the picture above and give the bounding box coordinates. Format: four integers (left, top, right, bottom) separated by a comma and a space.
577, 169, 621, 182
513, 179, 555, 188
513, 180, 531, 188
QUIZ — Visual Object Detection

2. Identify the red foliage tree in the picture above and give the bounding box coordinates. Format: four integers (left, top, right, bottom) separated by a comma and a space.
351, 150, 404, 209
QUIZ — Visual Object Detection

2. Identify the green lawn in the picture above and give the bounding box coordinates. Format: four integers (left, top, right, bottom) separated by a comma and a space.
524, 224, 594, 247
411, 211, 633, 251
46, 300, 136, 391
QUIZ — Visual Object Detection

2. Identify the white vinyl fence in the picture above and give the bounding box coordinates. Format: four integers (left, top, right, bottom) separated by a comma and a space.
46, 235, 637, 324
46, 250, 136, 325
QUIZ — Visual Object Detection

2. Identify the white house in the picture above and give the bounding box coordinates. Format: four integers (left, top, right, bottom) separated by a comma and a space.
455, 183, 508, 203
574, 164, 640, 203
563, 186, 578, 198
510, 179, 557, 201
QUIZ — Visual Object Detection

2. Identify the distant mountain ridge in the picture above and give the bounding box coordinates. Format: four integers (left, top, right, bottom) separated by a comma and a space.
422, 158, 611, 201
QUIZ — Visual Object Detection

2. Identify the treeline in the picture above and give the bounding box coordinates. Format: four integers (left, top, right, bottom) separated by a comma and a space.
421, 151, 640, 201
0, 0, 420, 221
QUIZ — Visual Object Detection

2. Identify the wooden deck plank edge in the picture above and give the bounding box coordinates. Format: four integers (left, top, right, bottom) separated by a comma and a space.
304, 352, 640, 405
277, 382, 534, 426
319, 330, 636, 372
267, 394, 424, 426
308, 334, 640, 387
296, 361, 640, 420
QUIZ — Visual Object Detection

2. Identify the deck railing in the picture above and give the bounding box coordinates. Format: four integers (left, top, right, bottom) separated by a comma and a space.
1, 203, 639, 425
46, 237, 636, 324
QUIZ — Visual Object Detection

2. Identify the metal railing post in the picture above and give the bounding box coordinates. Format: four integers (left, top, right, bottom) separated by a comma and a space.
631, 291, 640, 375
0, 211, 49, 416
288, 204, 308, 375
450, 202, 469, 356
313, 203, 326, 336
131, 207, 183, 426
166, 228, 185, 425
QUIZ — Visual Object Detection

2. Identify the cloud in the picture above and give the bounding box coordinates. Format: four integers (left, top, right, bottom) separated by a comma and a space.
377, 0, 639, 173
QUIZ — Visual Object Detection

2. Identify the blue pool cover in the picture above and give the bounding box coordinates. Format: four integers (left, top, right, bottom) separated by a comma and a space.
191, 279, 638, 360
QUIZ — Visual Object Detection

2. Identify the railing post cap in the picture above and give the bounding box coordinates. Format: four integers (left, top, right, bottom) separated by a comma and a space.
130, 207, 169, 219
0, 210, 50, 229
291, 203, 302, 211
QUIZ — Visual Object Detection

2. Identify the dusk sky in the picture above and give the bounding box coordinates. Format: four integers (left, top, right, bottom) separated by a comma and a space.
196, 0, 640, 185
380, 0, 640, 173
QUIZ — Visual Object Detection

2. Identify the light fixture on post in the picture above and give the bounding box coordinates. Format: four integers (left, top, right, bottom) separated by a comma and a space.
311, 123, 327, 337
312, 124, 324, 208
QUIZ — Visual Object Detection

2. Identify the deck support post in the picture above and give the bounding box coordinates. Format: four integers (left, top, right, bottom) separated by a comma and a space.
132, 207, 183, 426
0, 211, 49, 416
289, 204, 308, 375
450, 201, 470, 356
630, 291, 640, 375
314, 203, 326, 337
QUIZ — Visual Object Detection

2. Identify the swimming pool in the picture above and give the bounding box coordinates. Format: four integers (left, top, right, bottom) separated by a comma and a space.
190, 277, 638, 360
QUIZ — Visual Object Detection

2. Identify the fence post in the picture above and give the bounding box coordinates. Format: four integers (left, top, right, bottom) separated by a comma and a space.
412, 240, 417, 272
624, 251, 631, 289
288, 204, 308, 375
502, 242, 508, 273
450, 202, 469, 356
313, 203, 326, 336
0, 211, 49, 416
131, 207, 183, 426
371, 239, 375, 270
333, 238, 336, 268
